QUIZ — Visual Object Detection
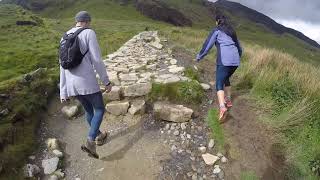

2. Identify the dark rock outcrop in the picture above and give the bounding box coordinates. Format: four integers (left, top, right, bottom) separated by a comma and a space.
206, 0, 320, 48
135, 0, 192, 27
16, 20, 38, 26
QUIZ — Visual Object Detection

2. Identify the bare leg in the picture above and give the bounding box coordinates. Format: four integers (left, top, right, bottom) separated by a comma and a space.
217, 90, 225, 107
224, 86, 231, 98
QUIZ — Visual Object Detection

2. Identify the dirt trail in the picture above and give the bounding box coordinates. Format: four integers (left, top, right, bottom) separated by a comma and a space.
37, 98, 169, 180
223, 95, 286, 180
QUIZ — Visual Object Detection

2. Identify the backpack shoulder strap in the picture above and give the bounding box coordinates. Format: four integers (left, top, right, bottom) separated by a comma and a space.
73, 27, 90, 37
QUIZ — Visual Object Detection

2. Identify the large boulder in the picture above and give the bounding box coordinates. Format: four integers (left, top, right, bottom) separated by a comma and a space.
153, 102, 193, 122
123, 83, 152, 97
42, 157, 59, 175
106, 101, 130, 116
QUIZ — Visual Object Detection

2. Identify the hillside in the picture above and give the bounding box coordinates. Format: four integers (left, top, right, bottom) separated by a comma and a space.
0, 0, 320, 179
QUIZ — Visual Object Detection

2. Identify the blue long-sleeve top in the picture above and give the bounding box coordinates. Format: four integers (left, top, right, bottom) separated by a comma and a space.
196, 28, 242, 66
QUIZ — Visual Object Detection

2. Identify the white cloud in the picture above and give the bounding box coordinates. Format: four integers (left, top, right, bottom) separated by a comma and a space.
276, 19, 320, 44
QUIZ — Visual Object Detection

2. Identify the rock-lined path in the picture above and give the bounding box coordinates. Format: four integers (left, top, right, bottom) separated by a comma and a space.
29, 31, 228, 180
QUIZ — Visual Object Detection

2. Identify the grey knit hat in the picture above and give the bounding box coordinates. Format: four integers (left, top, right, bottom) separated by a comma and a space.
75, 11, 91, 22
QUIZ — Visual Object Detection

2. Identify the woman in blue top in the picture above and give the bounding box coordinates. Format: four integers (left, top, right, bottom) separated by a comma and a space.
196, 15, 242, 122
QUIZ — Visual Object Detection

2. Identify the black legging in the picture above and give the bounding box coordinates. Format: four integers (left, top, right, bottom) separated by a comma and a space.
216, 65, 238, 91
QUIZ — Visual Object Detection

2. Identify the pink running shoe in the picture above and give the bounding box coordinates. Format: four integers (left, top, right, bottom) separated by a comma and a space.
219, 107, 228, 122
225, 97, 233, 108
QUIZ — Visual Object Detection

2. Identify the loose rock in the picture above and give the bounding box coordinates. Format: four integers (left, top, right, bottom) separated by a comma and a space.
46, 138, 60, 150
61, 105, 79, 118
53, 149, 63, 158
23, 164, 40, 178
106, 101, 129, 115
202, 153, 220, 166
103, 86, 121, 101
153, 102, 193, 123
200, 83, 211, 90
123, 83, 152, 97
42, 157, 59, 175
128, 100, 146, 115
198, 146, 207, 154
208, 139, 215, 149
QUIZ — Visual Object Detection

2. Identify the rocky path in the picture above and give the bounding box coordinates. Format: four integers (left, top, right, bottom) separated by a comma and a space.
24, 32, 228, 180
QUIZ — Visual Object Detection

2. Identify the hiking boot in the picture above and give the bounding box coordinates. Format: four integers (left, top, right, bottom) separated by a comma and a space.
96, 131, 108, 146
81, 139, 99, 159
225, 97, 233, 108
219, 107, 228, 122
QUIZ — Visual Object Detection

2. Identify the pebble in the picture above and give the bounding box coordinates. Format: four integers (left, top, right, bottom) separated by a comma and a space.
165, 124, 170, 130
187, 134, 191, 139
53, 149, 63, 158
213, 165, 221, 174
192, 174, 197, 180
29, 156, 36, 160
221, 156, 228, 163
208, 139, 215, 149
181, 123, 187, 130
171, 145, 177, 151
198, 146, 207, 154
217, 152, 224, 158
187, 172, 193, 177
173, 130, 180, 136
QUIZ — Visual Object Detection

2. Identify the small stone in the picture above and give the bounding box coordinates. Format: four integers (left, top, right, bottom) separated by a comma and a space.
53, 150, 63, 158
171, 145, 177, 151
173, 130, 180, 136
218, 170, 225, 179
200, 83, 211, 90
46, 138, 60, 150
167, 130, 171, 135
181, 123, 187, 130
42, 157, 59, 175
213, 165, 221, 174
165, 124, 170, 130
0, 109, 9, 117
221, 156, 228, 163
202, 153, 220, 166
191, 164, 197, 171
29, 156, 36, 160
187, 172, 193, 177
198, 146, 207, 154
190, 156, 196, 161
208, 139, 215, 149
192, 174, 197, 180
49, 175, 58, 180
61, 105, 79, 118
217, 152, 224, 158
161, 130, 164, 134
54, 169, 65, 178
23, 164, 40, 177
187, 134, 191, 139
170, 59, 177, 65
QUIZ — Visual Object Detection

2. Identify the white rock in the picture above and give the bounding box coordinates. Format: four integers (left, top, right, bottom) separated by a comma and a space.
128, 100, 146, 115
108, 71, 120, 86
29, 155, 36, 160
200, 83, 211, 90
181, 123, 187, 130
202, 153, 220, 166
213, 165, 221, 174
119, 73, 138, 81
217, 152, 224, 158
103, 86, 121, 101
165, 124, 170, 130
46, 138, 59, 150
123, 83, 152, 97
23, 164, 40, 177
54, 169, 65, 178
163, 76, 181, 84
171, 145, 177, 151
153, 102, 193, 123
53, 150, 63, 158
198, 146, 207, 154
187, 134, 191, 139
42, 157, 59, 175
170, 59, 178, 65
221, 156, 228, 163
169, 66, 185, 74
49, 175, 58, 180
61, 105, 79, 118
105, 101, 129, 116
173, 130, 180, 136
208, 139, 215, 149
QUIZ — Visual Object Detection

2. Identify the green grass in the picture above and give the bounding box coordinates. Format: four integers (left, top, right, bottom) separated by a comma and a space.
236, 45, 320, 179
240, 171, 259, 180
206, 109, 225, 152
148, 81, 205, 105
184, 67, 200, 81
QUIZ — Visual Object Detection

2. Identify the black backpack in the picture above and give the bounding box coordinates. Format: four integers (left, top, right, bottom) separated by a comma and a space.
59, 27, 89, 69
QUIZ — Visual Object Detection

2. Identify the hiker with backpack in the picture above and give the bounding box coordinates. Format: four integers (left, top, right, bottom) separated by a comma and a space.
59, 11, 111, 158
196, 15, 242, 122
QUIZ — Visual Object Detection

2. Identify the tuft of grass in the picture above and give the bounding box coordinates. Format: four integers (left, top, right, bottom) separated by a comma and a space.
206, 109, 225, 152
240, 171, 259, 180
148, 80, 204, 105
184, 67, 200, 81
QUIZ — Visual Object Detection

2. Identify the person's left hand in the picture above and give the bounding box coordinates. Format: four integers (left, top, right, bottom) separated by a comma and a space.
105, 83, 112, 93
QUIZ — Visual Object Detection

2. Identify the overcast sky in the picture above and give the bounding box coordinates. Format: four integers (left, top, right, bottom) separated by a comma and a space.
209, 0, 320, 44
